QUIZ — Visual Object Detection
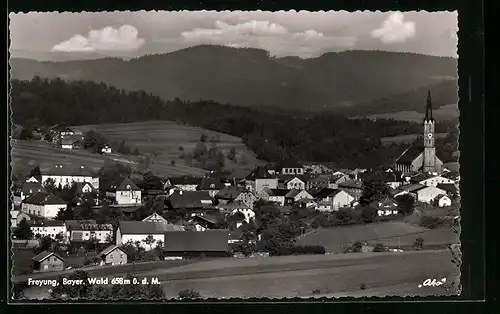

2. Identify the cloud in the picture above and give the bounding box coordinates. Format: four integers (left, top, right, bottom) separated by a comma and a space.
180, 20, 357, 58
371, 12, 416, 44
51, 25, 145, 53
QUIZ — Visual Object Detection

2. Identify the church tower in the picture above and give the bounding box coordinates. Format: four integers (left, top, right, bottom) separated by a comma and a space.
423, 90, 436, 173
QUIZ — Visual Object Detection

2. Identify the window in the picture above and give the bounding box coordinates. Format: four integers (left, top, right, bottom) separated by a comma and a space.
120, 253, 124, 258
44, 265, 48, 270
109, 254, 113, 259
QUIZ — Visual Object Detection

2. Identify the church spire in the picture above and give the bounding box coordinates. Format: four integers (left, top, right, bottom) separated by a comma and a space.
424, 89, 433, 121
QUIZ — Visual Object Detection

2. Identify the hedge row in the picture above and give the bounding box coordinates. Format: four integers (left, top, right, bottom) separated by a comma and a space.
275, 245, 326, 256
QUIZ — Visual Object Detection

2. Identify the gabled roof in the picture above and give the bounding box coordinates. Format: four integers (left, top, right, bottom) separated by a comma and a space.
192, 214, 219, 225
116, 178, 140, 191
435, 194, 451, 201
22, 182, 45, 195
167, 191, 213, 209
23, 192, 66, 206
245, 166, 275, 180
285, 189, 302, 198
215, 186, 247, 199
99, 245, 126, 257
74, 182, 95, 193
277, 174, 308, 183
437, 183, 458, 194
313, 188, 343, 199
410, 173, 434, 183
268, 189, 291, 197
142, 212, 169, 223
32, 250, 64, 263
338, 180, 363, 189
395, 138, 424, 165
44, 165, 95, 177
26, 175, 43, 183
400, 183, 426, 193
276, 158, 303, 169
197, 177, 225, 190
169, 176, 202, 186
163, 230, 229, 252
118, 221, 184, 235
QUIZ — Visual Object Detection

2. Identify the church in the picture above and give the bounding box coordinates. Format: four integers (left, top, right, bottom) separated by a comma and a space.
394, 90, 443, 174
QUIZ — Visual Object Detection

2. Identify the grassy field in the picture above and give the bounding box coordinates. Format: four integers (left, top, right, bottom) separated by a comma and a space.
296, 221, 459, 253
366, 104, 459, 122
70, 120, 262, 178
380, 133, 448, 146
20, 250, 460, 299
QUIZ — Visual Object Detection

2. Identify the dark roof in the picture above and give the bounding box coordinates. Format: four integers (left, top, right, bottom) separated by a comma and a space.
118, 221, 184, 234
269, 189, 291, 197
285, 189, 302, 198
338, 180, 363, 189
23, 192, 66, 205
163, 230, 229, 252
395, 138, 424, 165
401, 183, 426, 193
44, 165, 95, 177
100, 245, 126, 256
197, 177, 225, 190
168, 191, 212, 209
437, 183, 458, 194
65, 220, 97, 229
192, 214, 218, 225
116, 178, 140, 191
215, 186, 247, 199
276, 158, 303, 169
435, 194, 450, 201
22, 182, 45, 195
314, 188, 343, 199
30, 220, 65, 227
277, 174, 308, 183
32, 251, 64, 263
245, 166, 275, 180
409, 173, 434, 183
168, 176, 202, 186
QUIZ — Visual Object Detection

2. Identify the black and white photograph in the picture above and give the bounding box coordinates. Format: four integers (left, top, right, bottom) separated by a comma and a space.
8, 10, 461, 300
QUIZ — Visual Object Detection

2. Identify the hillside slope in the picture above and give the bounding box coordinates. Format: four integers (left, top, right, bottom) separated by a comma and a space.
10, 46, 458, 114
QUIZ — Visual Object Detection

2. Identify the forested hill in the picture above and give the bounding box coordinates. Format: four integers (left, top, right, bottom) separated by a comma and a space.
10, 46, 458, 114
10, 78, 457, 169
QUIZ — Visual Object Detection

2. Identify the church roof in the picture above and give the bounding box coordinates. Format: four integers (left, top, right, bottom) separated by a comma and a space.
395, 137, 424, 165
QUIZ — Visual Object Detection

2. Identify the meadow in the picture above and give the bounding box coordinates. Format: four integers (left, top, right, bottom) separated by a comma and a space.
296, 221, 459, 253
70, 120, 262, 178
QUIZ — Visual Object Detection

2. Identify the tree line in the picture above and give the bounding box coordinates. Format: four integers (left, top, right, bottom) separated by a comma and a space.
11, 77, 458, 169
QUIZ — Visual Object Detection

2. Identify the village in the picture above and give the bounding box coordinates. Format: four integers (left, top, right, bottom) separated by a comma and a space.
10, 92, 460, 279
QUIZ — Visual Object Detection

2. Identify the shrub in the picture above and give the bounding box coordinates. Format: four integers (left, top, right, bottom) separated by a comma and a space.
412, 237, 425, 251
373, 243, 387, 252
361, 205, 377, 223
360, 283, 366, 290
178, 289, 201, 299
276, 245, 326, 256
419, 216, 446, 229
312, 289, 321, 295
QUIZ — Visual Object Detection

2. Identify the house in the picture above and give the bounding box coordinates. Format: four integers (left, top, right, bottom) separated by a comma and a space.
278, 175, 307, 190
21, 192, 66, 219
25, 175, 42, 184
68, 222, 113, 243
418, 175, 455, 187
296, 198, 317, 209
313, 188, 354, 211
337, 180, 363, 201
41, 165, 99, 189
436, 183, 459, 197
114, 178, 142, 205
197, 177, 226, 197
115, 221, 184, 250
376, 197, 399, 216
267, 189, 290, 206
275, 158, 305, 175
12, 212, 36, 228
98, 245, 128, 266
414, 186, 447, 204
32, 251, 65, 272
327, 173, 350, 188
219, 202, 256, 223
284, 189, 314, 204
435, 194, 452, 207
142, 212, 169, 224
101, 145, 112, 154
306, 174, 331, 190
163, 230, 231, 259
166, 190, 213, 210
21, 182, 45, 201
190, 214, 219, 231
74, 182, 95, 194
30, 220, 67, 240
215, 186, 257, 208
244, 166, 278, 193
166, 176, 201, 191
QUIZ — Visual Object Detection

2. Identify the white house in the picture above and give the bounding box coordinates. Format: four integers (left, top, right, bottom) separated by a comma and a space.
142, 212, 170, 224
419, 175, 455, 187
115, 178, 142, 205
415, 186, 447, 204
296, 198, 317, 208
276, 159, 304, 175
41, 165, 99, 189
283, 177, 306, 190
314, 188, 354, 211
68, 222, 113, 243
230, 205, 255, 223
285, 189, 314, 203
115, 221, 183, 250
245, 167, 278, 193
30, 220, 67, 240
436, 194, 452, 207
21, 192, 66, 219
101, 145, 112, 154
267, 189, 289, 206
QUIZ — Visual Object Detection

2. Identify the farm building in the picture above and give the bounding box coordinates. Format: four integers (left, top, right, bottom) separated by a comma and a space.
244, 166, 278, 193
30, 220, 67, 240
32, 251, 65, 273
163, 230, 231, 259
21, 191, 66, 219
115, 221, 184, 250
41, 165, 99, 189
68, 222, 113, 243
98, 245, 127, 266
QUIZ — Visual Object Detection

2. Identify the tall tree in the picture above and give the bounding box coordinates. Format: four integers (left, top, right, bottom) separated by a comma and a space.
13, 218, 33, 240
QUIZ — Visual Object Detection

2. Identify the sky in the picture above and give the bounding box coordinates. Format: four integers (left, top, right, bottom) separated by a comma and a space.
9, 10, 458, 61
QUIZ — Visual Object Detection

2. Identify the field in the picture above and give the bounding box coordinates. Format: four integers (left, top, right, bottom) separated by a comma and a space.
366, 104, 459, 122
296, 221, 459, 253
20, 250, 460, 299
70, 120, 262, 178
380, 133, 447, 146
